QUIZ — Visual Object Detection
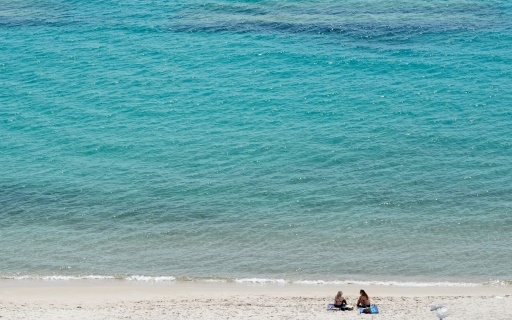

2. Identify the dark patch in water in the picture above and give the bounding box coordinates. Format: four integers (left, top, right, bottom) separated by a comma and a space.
167, 2, 505, 40
0, 18, 76, 28
168, 20, 486, 43
0, 3, 76, 28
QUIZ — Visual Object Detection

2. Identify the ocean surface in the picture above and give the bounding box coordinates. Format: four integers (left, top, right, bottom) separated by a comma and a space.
1, 0, 511, 286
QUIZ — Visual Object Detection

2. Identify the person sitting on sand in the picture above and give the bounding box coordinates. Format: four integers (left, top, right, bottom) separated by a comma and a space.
357, 289, 371, 308
334, 291, 353, 310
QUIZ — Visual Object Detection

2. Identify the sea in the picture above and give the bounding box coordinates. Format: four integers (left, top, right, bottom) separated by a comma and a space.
1, 0, 511, 287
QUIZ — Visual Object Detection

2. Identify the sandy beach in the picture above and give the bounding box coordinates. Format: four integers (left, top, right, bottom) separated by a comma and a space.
0, 281, 510, 319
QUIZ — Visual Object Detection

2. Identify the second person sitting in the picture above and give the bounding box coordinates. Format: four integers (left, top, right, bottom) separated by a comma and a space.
357, 289, 371, 308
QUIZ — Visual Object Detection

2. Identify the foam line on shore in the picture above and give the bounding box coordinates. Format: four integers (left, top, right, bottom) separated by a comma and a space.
1, 274, 510, 287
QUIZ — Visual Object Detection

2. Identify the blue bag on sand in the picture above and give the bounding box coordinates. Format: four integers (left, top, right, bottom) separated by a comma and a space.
359, 304, 379, 314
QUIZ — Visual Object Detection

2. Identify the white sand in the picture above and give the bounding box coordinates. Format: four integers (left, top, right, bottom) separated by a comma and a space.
0, 281, 510, 319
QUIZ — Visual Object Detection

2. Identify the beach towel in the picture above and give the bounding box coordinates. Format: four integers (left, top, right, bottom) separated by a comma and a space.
327, 304, 352, 311
359, 304, 379, 314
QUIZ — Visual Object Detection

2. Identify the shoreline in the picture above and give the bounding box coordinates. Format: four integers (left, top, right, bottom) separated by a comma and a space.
2, 279, 511, 297
1, 274, 508, 285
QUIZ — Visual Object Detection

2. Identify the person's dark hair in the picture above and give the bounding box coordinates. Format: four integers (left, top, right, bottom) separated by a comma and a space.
360, 289, 368, 298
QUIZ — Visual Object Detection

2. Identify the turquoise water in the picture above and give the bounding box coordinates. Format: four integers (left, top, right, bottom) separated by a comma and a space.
1, 0, 511, 285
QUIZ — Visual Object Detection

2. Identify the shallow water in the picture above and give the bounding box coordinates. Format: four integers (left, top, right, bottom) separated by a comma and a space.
1, 0, 511, 285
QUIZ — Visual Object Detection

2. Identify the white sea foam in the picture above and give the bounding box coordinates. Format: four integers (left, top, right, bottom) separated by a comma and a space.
235, 278, 287, 284
201, 278, 228, 283
126, 275, 176, 282
484, 279, 512, 287
1, 275, 174, 282
41, 275, 116, 281
1, 275, 115, 281
293, 280, 480, 287
1, 275, 507, 287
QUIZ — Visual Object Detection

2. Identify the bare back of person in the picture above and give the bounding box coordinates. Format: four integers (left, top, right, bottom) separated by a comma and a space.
357, 289, 371, 308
